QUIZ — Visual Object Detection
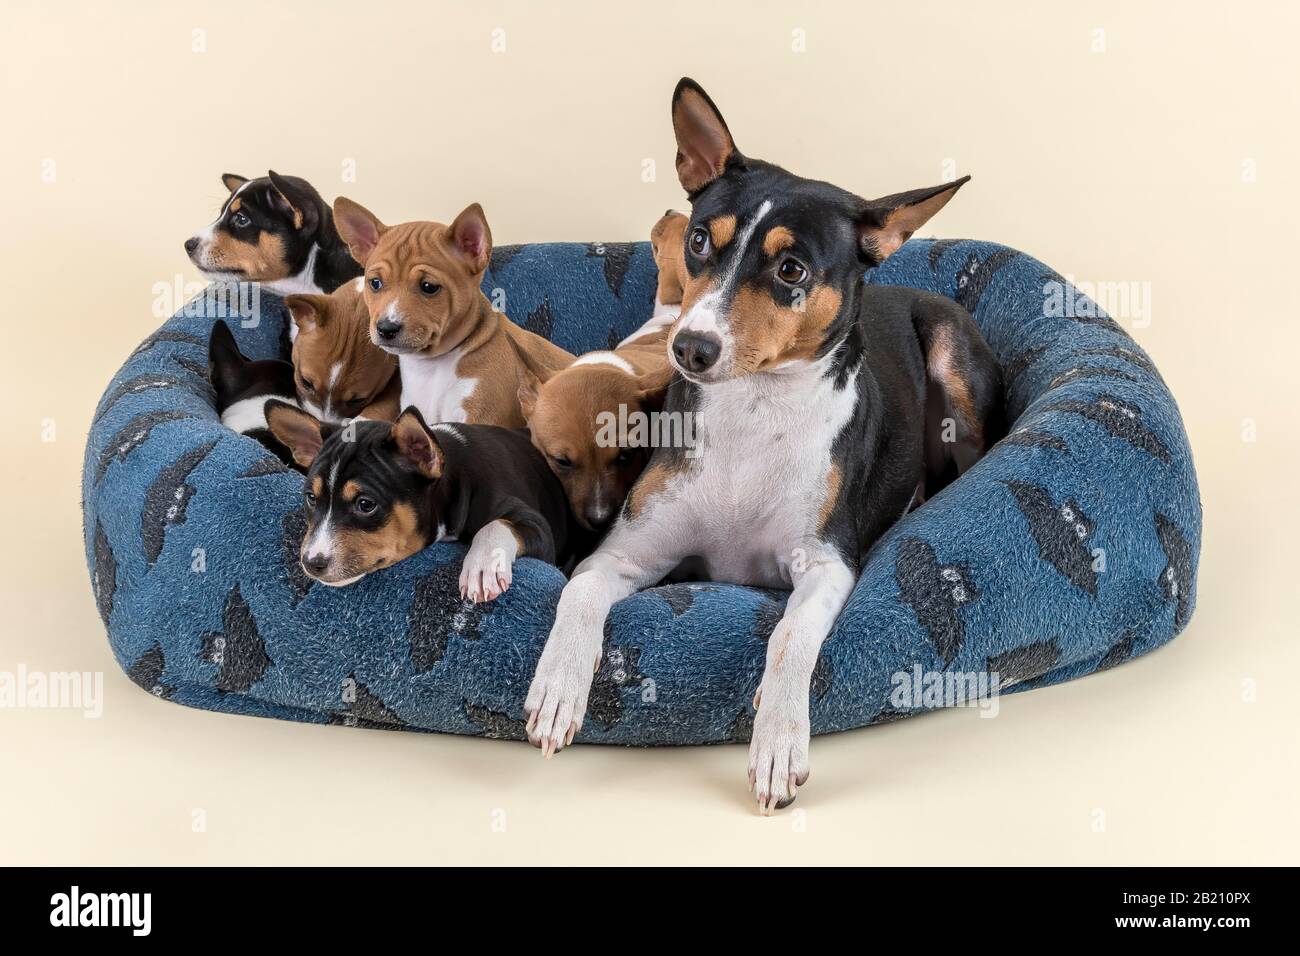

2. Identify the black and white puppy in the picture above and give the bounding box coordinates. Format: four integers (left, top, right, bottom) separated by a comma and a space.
209, 319, 304, 469
185, 171, 362, 300
524, 79, 1002, 812
264, 403, 577, 599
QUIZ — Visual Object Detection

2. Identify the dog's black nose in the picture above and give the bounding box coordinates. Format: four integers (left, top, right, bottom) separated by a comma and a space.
302, 553, 329, 575
584, 505, 613, 529
184, 237, 200, 256
672, 331, 722, 374
375, 318, 402, 341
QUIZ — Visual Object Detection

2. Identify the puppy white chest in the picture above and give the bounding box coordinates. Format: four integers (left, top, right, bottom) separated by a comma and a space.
677, 364, 857, 587
400, 348, 476, 424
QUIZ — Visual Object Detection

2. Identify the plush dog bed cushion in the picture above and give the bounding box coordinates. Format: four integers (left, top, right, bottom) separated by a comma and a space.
82, 239, 1201, 744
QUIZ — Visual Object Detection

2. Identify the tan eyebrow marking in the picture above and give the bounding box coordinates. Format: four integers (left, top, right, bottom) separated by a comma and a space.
229, 198, 242, 213
709, 215, 737, 248
310, 475, 323, 497
762, 226, 795, 258
341, 480, 361, 502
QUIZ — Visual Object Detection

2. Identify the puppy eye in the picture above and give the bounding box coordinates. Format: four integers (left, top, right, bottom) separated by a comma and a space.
368, 276, 383, 291
551, 454, 572, 470
231, 212, 250, 228
355, 496, 377, 515
304, 491, 317, 507
419, 280, 441, 296
777, 258, 808, 285
688, 226, 711, 258
615, 449, 633, 465
301, 378, 317, 394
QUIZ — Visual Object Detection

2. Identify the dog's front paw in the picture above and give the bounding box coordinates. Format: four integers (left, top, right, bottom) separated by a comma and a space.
458, 522, 516, 603
524, 635, 600, 758
747, 696, 811, 815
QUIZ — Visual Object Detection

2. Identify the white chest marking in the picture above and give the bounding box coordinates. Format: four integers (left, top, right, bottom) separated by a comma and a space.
659, 358, 858, 588
399, 347, 476, 424
221, 393, 299, 435
572, 351, 636, 374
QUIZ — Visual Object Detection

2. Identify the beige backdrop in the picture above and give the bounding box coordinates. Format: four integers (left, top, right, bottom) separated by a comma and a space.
2, 0, 1296, 865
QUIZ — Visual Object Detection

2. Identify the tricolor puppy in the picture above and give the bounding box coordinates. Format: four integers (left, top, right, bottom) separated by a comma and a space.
332, 198, 573, 427
524, 78, 1002, 812
208, 319, 307, 469
285, 280, 401, 423
513, 320, 673, 533
265, 403, 575, 600
185, 171, 362, 301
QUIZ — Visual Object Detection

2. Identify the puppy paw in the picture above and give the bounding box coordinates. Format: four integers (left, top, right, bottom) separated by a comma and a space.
747, 697, 811, 815
458, 522, 517, 603
524, 635, 600, 758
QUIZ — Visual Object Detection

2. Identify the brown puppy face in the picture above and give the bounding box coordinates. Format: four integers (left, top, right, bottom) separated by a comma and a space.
650, 210, 690, 306
332, 198, 491, 357
286, 281, 398, 423
519, 363, 663, 531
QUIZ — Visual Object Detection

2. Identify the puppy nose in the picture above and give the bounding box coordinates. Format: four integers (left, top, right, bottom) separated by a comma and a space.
302, 553, 329, 575
672, 331, 722, 374
585, 505, 613, 529
375, 317, 403, 341
184, 237, 200, 256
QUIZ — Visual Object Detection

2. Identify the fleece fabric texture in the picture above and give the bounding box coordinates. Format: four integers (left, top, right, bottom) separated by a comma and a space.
82, 238, 1201, 744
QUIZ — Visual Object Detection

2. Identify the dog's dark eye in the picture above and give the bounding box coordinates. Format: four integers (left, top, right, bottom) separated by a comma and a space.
231, 212, 251, 228
368, 276, 383, 292
688, 226, 711, 258
304, 491, 317, 507
615, 449, 633, 465
551, 454, 572, 470
301, 377, 317, 394
777, 258, 808, 285
355, 496, 377, 515
419, 280, 441, 296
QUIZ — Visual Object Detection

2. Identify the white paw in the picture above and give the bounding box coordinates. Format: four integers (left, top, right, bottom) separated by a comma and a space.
458, 521, 517, 603
524, 633, 601, 758
747, 696, 811, 815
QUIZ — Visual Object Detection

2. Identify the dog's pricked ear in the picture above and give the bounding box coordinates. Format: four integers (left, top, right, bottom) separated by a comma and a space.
222, 173, 248, 193
266, 400, 326, 469
333, 197, 388, 266
858, 176, 970, 265
671, 78, 738, 195
636, 363, 675, 406
285, 294, 329, 335
207, 319, 244, 369
504, 331, 558, 421
448, 203, 492, 274
267, 171, 315, 231
390, 407, 443, 479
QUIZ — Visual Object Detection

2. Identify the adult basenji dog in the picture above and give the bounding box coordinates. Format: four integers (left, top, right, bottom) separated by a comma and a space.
285, 280, 401, 423
265, 403, 575, 601
208, 319, 304, 468
185, 172, 362, 301
331, 198, 573, 427
524, 79, 1002, 813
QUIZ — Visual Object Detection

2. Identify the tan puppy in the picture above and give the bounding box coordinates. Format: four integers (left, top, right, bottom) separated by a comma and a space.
332, 198, 572, 427
513, 210, 685, 530
285, 280, 400, 423
649, 209, 690, 311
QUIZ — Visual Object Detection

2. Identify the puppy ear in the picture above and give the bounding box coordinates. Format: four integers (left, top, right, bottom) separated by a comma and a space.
267, 171, 317, 232
222, 173, 248, 193
636, 363, 674, 405
671, 78, 739, 195
504, 331, 559, 421
333, 197, 388, 266
207, 320, 246, 392
390, 407, 443, 479
285, 294, 329, 334
858, 176, 970, 265
265, 400, 326, 469
447, 203, 492, 274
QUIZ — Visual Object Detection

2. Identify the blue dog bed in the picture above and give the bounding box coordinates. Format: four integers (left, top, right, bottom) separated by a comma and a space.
82, 239, 1201, 744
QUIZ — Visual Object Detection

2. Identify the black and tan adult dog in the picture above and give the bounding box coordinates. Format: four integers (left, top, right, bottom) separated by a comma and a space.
524, 79, 1002, 812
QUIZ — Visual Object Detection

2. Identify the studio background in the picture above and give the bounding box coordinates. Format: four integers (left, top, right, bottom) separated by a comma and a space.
2, 0, 1296, 864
